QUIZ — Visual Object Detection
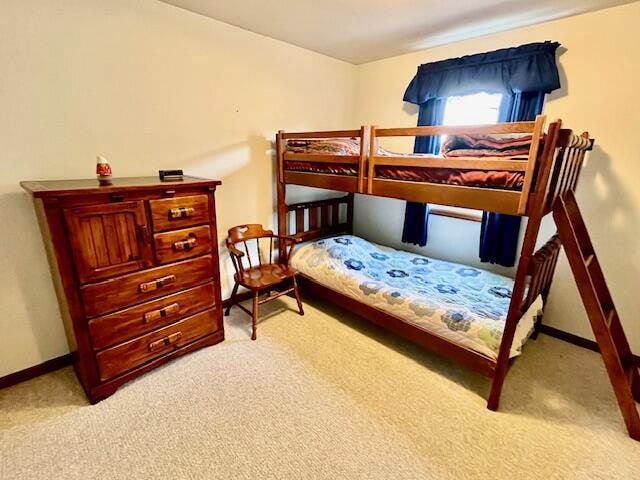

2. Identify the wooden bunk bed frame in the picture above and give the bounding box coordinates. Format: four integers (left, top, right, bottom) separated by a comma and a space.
279, 116, 546, 215
275, 116, 594, 410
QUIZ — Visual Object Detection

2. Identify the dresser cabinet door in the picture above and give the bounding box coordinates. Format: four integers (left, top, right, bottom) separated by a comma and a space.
64, 201, 153, 283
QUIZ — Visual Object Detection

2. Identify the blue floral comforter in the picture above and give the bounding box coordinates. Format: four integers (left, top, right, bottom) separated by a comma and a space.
290, 235, 540, 359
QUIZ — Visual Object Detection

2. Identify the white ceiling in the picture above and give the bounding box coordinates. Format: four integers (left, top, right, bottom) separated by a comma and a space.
159, 0, 635, 64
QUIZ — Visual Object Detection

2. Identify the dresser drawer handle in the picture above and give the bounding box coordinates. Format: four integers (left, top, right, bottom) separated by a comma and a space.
169, 207, 195, 219
173, 236, 197, 251
148, 332, 182, 352
143, 303, 180, 323
139, 275, 176, 292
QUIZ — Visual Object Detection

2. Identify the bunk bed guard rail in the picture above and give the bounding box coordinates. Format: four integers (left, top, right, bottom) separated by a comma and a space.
277, 127, 369, 193
277, 116, 548, 216
369, 116, 546, 214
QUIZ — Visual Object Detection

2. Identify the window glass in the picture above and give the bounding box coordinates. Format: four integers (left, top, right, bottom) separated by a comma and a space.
442, 92, 502, 128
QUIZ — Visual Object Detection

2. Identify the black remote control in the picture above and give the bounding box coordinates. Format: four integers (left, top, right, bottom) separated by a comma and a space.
159, 169, 184, 181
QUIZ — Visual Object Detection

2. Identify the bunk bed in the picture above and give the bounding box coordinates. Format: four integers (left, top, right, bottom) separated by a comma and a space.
275, 115, 594, 410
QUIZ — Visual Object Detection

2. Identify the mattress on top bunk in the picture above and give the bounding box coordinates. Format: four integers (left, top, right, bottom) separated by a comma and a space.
284, 133, 533, 157
290, 235, 541, 359
284, 161, 525, 190
284, 135, 531, 190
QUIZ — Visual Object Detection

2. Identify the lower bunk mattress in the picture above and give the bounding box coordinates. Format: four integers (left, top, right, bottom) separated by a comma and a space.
290, 235, 541, 360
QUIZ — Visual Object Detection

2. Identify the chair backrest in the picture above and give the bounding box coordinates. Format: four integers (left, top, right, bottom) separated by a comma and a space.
226, 224, 276, 272
227, 224, 274, 244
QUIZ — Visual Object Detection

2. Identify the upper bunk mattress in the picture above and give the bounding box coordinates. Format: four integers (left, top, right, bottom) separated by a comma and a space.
290, 235, 540, 359
284, 161, 524, 190
284, 136, 530, 190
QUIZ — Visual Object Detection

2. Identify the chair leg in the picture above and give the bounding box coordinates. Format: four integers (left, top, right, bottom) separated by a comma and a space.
225, 282, 239, 316
251, 291, 259, 341
292, 275, 304, 316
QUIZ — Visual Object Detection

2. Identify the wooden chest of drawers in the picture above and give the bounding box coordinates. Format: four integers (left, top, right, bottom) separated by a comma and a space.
21, 176, 224, 403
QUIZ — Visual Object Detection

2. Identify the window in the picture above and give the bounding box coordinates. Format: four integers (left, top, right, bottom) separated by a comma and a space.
441, 92, 502, 128
432, 92, 503, 221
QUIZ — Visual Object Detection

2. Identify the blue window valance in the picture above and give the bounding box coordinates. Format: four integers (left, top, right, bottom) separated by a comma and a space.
403, 41, 560, 104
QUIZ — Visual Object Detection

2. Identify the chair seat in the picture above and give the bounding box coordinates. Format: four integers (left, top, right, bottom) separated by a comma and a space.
236, 264, 297, 289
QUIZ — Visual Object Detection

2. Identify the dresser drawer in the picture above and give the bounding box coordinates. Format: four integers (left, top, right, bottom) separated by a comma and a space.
88, 282, 216, 350
96, 307, 219, 381
81, 255, 214, 317
154, 225, 212, 265
150, 195, 210, 232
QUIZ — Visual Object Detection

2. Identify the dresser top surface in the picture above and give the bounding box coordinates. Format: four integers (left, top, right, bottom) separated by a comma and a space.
21, 176, 222, 198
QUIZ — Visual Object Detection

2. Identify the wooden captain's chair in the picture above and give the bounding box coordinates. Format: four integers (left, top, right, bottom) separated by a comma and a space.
225, 224, 304, 340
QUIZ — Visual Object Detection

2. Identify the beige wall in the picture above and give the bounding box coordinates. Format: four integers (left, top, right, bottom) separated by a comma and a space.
0, 0, 356, 377
353, 2, 640, 351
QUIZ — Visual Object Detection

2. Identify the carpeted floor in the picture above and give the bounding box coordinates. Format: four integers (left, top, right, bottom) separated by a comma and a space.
1, 297, 638, 479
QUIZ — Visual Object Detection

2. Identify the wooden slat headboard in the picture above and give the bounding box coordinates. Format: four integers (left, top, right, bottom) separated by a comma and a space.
543, 130, 594, 214
285, 194, 354, 243
523, 234, 562, 312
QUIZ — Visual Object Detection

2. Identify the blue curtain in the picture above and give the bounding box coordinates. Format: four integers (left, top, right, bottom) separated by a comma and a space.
402, 41, 561, 265
403, 42, 560, 104
478, 91, 546, 266
500, 91, 546, 123
402, 98, 445, 246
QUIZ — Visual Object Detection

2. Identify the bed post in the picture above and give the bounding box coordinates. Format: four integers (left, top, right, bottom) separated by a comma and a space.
276, 130, 288, 259
346, 193, 355, 234
487, 119, 562, 411
516, 115, 546, 214
358, 126, 370, 193
367, 126, 377, 194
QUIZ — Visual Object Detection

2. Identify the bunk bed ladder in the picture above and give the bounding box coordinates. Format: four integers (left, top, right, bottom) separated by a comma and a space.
553, 190, 640, 440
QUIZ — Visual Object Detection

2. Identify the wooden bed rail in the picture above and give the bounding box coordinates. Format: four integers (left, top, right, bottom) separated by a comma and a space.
522, 234, 562, 313
277, 127, 369, 193
285, 194, 354, 243
280, 129, 362, 139
367, 115, 547, 214
374, 120, 539, 137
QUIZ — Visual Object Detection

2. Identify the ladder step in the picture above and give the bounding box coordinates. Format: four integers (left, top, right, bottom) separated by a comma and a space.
605, 308, 615, 328
584, 253, 595, 267
623, 360, 640, 401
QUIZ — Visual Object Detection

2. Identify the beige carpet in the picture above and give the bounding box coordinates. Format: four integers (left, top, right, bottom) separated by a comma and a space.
1, 297, 638, 479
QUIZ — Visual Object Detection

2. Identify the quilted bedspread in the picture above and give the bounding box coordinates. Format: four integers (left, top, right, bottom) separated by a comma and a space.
290, 235, 541, 359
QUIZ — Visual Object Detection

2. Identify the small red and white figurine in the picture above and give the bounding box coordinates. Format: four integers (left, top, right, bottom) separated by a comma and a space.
96, 155, 113, 185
